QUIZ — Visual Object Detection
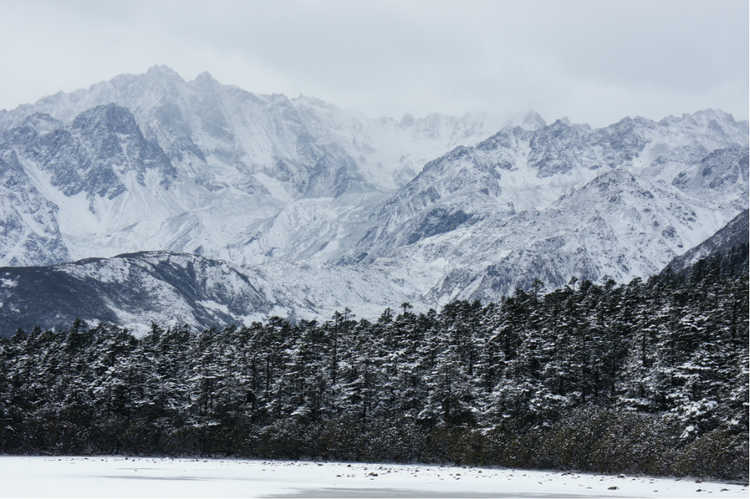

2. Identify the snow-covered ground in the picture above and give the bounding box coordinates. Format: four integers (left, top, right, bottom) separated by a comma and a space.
0, 456, 745, 498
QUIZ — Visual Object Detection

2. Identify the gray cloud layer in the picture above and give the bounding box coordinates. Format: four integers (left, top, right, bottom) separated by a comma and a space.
2, 0, 747, 126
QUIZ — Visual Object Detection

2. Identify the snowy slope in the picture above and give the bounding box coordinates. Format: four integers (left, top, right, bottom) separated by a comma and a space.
397, 170, 735, 304
663, 209, 749, 274
0, 251, 425, 336
0, 149, 69, 266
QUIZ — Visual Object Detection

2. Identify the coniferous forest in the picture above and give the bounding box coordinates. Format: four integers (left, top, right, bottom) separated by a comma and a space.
0, 246, 747, 481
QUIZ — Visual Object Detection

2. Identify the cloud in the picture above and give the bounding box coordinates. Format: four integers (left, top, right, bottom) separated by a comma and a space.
1, 0, 747, 126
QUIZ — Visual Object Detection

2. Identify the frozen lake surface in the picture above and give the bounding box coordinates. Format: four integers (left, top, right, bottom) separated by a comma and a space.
0, 456, 746, 498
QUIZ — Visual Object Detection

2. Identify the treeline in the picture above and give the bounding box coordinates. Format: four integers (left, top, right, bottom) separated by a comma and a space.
0, 245, 747, 481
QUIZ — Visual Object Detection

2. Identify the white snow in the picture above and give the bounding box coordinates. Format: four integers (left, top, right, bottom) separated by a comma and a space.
0, 456, 744, 498
197, 299, 230, 315
0, 277, 17, 288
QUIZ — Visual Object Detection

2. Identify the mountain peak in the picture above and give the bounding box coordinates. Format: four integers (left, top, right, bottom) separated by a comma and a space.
501, 111, 546, 131
659, 108, 741, 128
690, 108, 736, 123
194, 71, 217, 85
145, 65, 184, 81
521, 110, 546, 130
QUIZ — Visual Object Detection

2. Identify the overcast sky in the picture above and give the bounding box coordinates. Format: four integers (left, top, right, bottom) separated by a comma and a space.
2, 0, 747, 126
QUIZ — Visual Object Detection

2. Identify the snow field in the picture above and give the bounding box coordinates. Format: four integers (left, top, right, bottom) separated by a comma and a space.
0, 456, 746, 498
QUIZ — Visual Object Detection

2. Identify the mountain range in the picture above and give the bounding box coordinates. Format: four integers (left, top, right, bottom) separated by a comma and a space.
0, 66, 747, 334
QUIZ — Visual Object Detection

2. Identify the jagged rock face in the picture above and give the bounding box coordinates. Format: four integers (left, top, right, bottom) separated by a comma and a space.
70, 104, 176, 193
2, 106, 175, 201
672, 145, 749, 195
0, 150, 69, 266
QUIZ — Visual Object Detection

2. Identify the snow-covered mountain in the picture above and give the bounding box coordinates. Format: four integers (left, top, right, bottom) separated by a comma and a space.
0, 66, 747, 330
234, 109, 746, 304
331, 111, 748, 303
0, 66, 499, 195
352, 111, 747, 257
0, 66, 501, 264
